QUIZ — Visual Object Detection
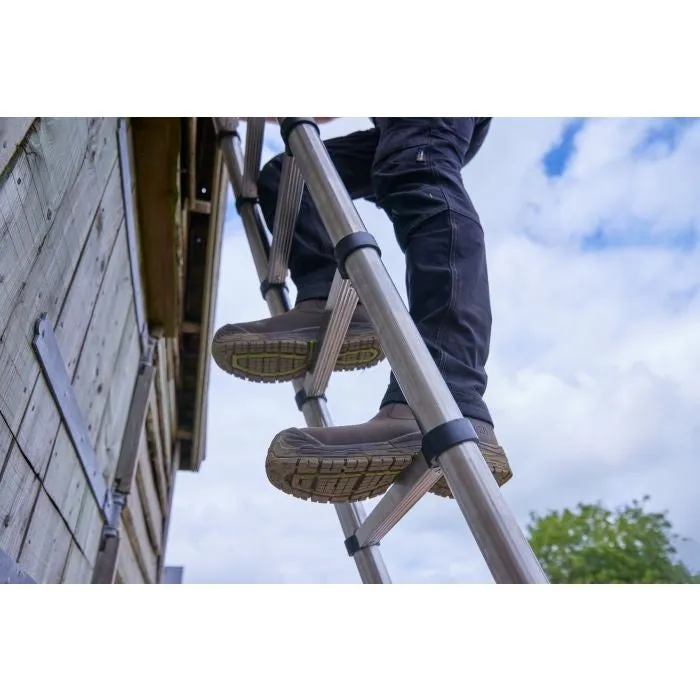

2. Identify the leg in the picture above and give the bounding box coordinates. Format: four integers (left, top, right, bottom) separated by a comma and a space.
265, 118, 512, 503
372, 117, 492, 425
212, 127, 384, 382
372, 118, 501, 497
258, 127, 379, 302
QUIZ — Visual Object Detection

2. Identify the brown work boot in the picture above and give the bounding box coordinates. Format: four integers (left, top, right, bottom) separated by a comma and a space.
265, 403, 513, 503
211, 299, 384, 383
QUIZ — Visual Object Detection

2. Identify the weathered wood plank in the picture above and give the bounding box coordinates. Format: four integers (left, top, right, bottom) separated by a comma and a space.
130, 118, 182, 338
17, 486, 73, 583
0, 118, 91, 335
0, 118, 35, 178
42, 426, 89, 537
121, 430, 158, 583
0, 118, 118, 435
62, 541, 92, 583
0, 415, 12, 468
167, 333, 180, 386
71, 476, 103, 572
16, 159, 123, 477
50, 160, 125, 380
135, 430, 163, 554
145, 386, 169, 510
94, 304, 140, 487
38, 224, 134, 558
155, 337, 173, 474
71, 231, 134, 444
73, 304, 139, 561
116, 518, 145, 584
0, 443, 41, 560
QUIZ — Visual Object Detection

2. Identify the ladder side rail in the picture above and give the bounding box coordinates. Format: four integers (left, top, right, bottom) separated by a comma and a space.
281, 118, 548, 585
214, 118, 391, 584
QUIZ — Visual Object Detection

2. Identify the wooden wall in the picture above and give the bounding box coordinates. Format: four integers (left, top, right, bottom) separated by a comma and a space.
0, 118, 179, 583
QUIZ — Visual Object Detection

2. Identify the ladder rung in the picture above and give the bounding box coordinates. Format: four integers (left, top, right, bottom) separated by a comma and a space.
267, 154, 304, 285
242, 118, 265, 197
303, 272, 357, 398
347, 457, 442, 553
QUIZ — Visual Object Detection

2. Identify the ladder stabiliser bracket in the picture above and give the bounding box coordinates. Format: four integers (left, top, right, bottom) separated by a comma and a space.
280, 118, 320, 156
421, 418, 479, 465
334, 232, 382, 279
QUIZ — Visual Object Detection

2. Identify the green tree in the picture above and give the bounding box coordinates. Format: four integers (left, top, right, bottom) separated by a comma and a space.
526, 496, 700, 583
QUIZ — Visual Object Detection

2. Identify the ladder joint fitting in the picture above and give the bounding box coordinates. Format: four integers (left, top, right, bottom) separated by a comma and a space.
345, 534, 377, 557
345, 534, 360, 556
235, 194, 259, 214
294, 388, 327, 411
216, 128, 239, 143
334, 231, 381, 279
279, 118, 320, 156
421, 418, 478, 465
260, 279, 288, 299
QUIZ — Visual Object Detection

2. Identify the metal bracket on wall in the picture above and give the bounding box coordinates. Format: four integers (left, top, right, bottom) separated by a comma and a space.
32, 314, 113, 519
92, 336, 157, 584
0, 546, 36, 584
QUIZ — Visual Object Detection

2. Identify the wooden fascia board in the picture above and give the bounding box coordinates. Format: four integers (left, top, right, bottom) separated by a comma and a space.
130, 118, 183, 338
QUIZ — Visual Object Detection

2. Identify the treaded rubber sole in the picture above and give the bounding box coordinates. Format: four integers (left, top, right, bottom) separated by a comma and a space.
266, 428, 513, 503
212, 333, 384, 383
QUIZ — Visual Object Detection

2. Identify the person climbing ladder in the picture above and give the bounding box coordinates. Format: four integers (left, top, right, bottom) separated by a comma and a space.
212, 117, 512, 504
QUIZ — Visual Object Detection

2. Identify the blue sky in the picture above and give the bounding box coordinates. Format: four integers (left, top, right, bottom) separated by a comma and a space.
542, 118, 585, 177
167, 117, 700, 582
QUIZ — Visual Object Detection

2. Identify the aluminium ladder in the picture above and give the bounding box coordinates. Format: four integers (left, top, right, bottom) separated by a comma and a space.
213, 117, 548, 585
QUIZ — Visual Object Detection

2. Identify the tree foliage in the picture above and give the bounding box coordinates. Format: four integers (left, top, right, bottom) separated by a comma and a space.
527, 496, 699, 584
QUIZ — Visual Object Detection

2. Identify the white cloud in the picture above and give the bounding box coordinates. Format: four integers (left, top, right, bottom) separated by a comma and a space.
167, 118, 700, 583
524, 118, 700, 244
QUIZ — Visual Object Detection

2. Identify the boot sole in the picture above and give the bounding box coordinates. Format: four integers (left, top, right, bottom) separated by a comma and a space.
266, 428, 513, 503
212, 331, 384, 383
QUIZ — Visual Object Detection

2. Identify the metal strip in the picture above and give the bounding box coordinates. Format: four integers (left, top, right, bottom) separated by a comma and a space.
91, 520, 121, 584
117, 118, 148, 354
350, 457, 442, 550
32, 314, 110, 515
113, 340, 156, 493
92, 338, 156, 584
0, 547, 36, 584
